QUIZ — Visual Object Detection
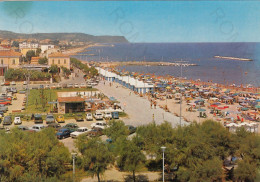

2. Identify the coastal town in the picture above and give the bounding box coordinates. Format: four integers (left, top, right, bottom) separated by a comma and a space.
0, 35, 259, 181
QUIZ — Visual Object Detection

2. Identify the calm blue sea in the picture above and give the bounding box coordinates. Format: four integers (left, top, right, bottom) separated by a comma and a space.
74, 43, 260, 87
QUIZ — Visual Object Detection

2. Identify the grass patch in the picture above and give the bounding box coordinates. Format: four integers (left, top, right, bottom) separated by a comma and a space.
119, 112, 128, 117
25, 88, 98, 113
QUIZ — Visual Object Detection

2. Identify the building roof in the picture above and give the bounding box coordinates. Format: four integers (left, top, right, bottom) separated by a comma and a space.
48, 52, 70, 58
0, 50, 22, 57
58, 97, 85, 103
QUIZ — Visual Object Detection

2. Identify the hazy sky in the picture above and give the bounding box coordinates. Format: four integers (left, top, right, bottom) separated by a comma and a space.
0, 1, 260, 42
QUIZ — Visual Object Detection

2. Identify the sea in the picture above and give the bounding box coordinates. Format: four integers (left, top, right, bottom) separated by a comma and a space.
74, 43, 260, 87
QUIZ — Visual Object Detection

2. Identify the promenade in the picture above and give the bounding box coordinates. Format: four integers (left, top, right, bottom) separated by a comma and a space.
96, 80, 186, 127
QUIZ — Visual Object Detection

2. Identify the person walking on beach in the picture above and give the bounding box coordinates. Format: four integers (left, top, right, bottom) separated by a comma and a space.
154, 101, 157, 109
150, 101, 153, 109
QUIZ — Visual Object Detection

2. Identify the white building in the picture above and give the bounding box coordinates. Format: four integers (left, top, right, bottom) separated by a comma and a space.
19, 42, 39, 49
41, 45, 55, 53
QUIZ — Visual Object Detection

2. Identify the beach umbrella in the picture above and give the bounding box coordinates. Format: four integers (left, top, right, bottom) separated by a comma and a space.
213, 102, 221, 105
255, 105, 260, 109
166, 86, 171, 89
217, 107, 226, 110
210, 105, 218, 108
197, 108, 206, 112
256, 99, 260, 102
241, 107, 249, 111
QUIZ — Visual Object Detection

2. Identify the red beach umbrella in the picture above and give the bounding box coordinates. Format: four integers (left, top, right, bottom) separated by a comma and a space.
210, 105, 218, 108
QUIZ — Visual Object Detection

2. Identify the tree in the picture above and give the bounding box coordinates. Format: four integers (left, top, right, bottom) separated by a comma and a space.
61, 66, 71, 77
12, 41, 19, 47
116, 137, 146, 182
0, 128, 70, 181
77, 137, 114, 182
104, 120, 128, 142
49, 64, 59, 75
26, 50, 36, 62
36, 48, 41, 56
38, 57, 48, 65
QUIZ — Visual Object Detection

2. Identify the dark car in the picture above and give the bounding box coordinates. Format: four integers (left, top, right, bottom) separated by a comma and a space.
74, 114, 84, 122
63, 123, 79, 132
34, 114, 43, 123
47, 123, 61, 131
112, 112, 119, 119
126, 125, 137, 135
87, 127, 103, 137
3, 116, 12, 125
56, 128, 71, 139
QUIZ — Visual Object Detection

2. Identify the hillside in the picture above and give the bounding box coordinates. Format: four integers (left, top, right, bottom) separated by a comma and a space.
0, 30, 128, 43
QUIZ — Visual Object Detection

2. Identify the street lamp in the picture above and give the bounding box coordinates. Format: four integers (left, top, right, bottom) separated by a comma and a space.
72, 153, 77, 181
161, 146, 166, 182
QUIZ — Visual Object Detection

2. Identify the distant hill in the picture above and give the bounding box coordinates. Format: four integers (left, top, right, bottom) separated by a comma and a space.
0, 30, 128, 43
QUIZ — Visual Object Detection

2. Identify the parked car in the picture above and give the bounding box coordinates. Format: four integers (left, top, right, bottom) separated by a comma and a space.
68, 83, 73, 88
94, 112, 103, 120
48, 123, 61, 131
63, 123, 79, 132
126, 125, 137, 135
86, 113, 93, 121
56, 115, 65, 123
45, 85, 50, 89
14, 116, 22, 125
31, 124, 45, 132
91, 121, 107, 129
0, 82, 4, 86
34, 114, 43, 123
0, 101, 11, 105
104, 112, 112, 120
23, 81, 27, 85
74, 83, 79, 88
11, 81, 16, 85
74, 113, 84, 122
46, 114, 55, 124
3, 116, 12, 125
10, 87, 17, 93
18, 125, 29, 131
112, 112, 119, 119
80, 83, 86, 88
4, 81, 10, 86
88, 128, 103, 137
62, 83, 67, 88
56, 128, 71, 139
70, 127, 89, 138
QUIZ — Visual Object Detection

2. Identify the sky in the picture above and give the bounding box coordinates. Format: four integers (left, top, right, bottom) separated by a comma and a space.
0, 1, 260, 43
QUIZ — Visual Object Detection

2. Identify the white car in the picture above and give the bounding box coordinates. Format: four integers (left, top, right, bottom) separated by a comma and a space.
0, 82, 4, 86
74, 83, 79, 88
11, 81, 16, 85
94, 112, 103, 120
23, 81, 27, 85
86, 113, 93, 121
68, 83, 73, 88
104, 112, 112, 120
91, 121, 107, 129
14, 117, 22, 125
45, 85, 50, 89
91, 82, 98, 86
70, 127, 89, 138
31, 124, 45, 132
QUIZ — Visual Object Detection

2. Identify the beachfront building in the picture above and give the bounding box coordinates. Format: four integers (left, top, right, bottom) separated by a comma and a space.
48, 52, 70, 69
19, 42, 39, 49
97, 67, 154, 94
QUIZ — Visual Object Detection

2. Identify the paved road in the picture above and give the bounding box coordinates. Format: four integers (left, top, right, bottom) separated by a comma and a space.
96, 81, 187, 127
